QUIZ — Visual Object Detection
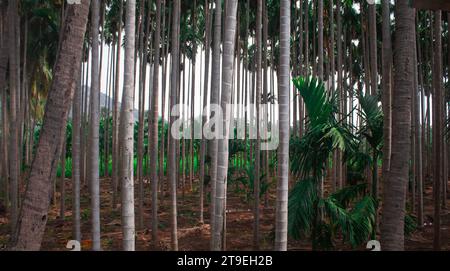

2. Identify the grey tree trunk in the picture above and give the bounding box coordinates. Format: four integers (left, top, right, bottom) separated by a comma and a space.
151, 0, 162, 244
253, 0, 262, 250
72, 68, 82, 242
7, 0, 19, 234
380, 0, 415, 251
12, 0, 90, 250
274, 0, 290, 252
89, 0, 101, 251
112, 0, 123, 209
432, 11, 443, 251
212, 0, 238, 251
168, 0, 181, 251
120, 0, 136, 251
209, 0, 222, 250
317, 0, 323, 80
381, 0, 392, 204
199, 0, 212, 224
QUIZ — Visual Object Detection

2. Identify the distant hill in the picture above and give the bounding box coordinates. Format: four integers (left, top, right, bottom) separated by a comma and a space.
68, 86, 139, 119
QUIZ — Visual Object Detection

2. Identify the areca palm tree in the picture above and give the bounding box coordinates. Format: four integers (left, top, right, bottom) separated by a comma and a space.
289, 77, 375, 250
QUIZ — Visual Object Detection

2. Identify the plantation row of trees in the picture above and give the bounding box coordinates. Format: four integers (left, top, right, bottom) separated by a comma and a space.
0, 0, 449, 251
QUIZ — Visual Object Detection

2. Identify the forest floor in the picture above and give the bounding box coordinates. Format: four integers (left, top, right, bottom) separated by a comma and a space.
0, 175, 449, 251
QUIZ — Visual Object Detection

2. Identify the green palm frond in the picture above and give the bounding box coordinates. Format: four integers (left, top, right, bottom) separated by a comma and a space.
288, 178, 318, 240
358, 95, 383, 151
293, 77, 336, 128
329, 183, 368, 208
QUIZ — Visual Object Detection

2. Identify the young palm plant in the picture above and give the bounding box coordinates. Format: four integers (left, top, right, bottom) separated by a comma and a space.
288, 77, 376, 250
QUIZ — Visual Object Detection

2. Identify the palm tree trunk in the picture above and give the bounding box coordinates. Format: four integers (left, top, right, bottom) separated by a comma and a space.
209, 0, 222, 249
199, 0, 212, 224
120, 0, 136, 251
369, 2, 377, 96
381, 0, 392, 203
432, 11, 443, 251
7, 0, 19, 233
12, 0, 90, 250
112, 0, 123, 209
212, 0, 238, 251
380, 0, 415, 251
137, 0, 146, 230
150, 0, 162, 245
89, 0, 101, 251
275, 0, 290, 252
168, 0, 181, 251
59, 139, 67, 220
72, 67, 82, 243
253, 0, 262, 250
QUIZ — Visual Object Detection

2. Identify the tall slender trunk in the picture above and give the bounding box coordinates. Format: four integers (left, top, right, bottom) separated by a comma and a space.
369, 2, 377, 96
212, 0, 238, 251
12, 0, 90, 250
432, 11, 443, 251
7, 0, 19, 233
190, 0, 197, 192
318, 0, 323, 80
209, 0, 222, 249
89, 0, 101, 251
380, 0, 414, 251
120, 0, 136, 251
159, 1, 170, 201
381, 0, 392, 205
275, 0, 290, 252
253, 0, 262, 250
137, 0, 146, 230
168, 0, 181, 251
112, 0, 123, 209
150, 0, 162, 244
199, 0, 211, 224
72, 66, 82, 242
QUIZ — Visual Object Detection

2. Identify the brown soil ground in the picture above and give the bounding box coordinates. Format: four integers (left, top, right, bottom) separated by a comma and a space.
0, 175, 449, 251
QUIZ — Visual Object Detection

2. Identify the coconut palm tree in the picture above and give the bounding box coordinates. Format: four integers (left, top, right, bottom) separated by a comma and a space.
12, 0, 91, 251
212, 0, 238, 251
120, 0, 136, 251
380, 0, 415, 251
